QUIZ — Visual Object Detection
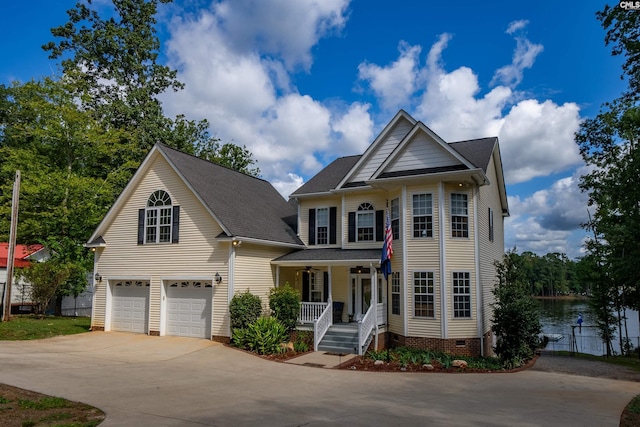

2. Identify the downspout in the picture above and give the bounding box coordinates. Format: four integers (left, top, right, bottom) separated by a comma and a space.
439, 182, 448, 339
473, 186, 484, 356
227, 243, 236, 337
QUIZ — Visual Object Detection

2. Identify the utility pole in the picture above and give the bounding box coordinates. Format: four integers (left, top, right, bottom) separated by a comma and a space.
3, 171, 20, 322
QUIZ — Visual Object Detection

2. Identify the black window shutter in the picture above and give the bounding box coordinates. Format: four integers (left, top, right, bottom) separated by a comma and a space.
323, 271, 329, 302
376, 210, 384, 241
348, 212, 356, 242
137, 209, 145, 245
302, 272, 310, 302
172, 206, 180, 243
308, 208, 316, 246
329, 207, 337, 245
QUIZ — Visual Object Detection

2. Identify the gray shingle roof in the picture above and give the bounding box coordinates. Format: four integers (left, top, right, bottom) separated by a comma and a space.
273, 248, 381, 263
449, 137, 497, 173
291, 155, 361, 196
158, 144, 302, 246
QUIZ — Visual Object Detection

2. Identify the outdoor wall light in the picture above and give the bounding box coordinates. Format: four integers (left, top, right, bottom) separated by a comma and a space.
232, 240, 242, 247
214, 272, 222, 284
94, 272, 102, 282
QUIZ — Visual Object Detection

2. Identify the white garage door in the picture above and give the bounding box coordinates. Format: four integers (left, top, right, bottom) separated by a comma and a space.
112, 281, 149, 333
166, 281, 212, 338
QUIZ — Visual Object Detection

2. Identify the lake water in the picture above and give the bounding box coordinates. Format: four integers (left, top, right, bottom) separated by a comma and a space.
537, 298, 640, 356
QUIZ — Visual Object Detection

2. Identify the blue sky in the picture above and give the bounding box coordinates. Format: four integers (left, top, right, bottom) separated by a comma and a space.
0, 1, 628, 259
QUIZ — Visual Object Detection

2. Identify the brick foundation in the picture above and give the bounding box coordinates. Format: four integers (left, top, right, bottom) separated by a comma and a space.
149, 330, 160, 336
90, 326, 105, 331
388, 333, 482, 357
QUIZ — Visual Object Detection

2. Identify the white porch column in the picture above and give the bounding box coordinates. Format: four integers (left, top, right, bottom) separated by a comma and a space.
328, 266, 332, 304
371, 262, 378, 350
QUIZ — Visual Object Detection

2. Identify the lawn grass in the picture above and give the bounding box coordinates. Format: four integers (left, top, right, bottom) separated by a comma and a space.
0, 315, 91, 340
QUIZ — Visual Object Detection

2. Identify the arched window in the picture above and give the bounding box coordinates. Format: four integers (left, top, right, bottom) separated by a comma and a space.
356, 203, 374, 241
138, 190, 180, 244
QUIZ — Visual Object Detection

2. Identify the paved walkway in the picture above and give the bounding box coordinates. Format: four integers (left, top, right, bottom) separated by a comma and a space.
0, 332, 639, 426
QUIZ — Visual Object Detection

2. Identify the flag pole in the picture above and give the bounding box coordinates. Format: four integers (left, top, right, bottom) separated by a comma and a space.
3, 171, 21, 322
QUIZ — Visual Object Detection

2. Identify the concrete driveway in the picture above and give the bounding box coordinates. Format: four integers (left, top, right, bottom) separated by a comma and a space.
0, 332, 638, 426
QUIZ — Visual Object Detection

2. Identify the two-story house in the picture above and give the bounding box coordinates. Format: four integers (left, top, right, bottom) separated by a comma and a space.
275, 110, 508, 356
87, 109, 507, 357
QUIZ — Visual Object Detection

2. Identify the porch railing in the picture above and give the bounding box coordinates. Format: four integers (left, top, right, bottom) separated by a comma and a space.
299, 302, 328, 324
313, 303, 332, 351
357, 304, 375, 355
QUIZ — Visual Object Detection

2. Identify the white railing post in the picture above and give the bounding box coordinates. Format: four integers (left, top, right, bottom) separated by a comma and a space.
313, 303, 332, 351
357, 304, 376, 355
298, 302, 328, 324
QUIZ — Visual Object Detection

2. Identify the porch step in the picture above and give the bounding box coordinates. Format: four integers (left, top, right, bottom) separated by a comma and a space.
317, 324, 359, 354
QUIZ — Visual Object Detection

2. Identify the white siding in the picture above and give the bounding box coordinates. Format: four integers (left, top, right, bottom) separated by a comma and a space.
386, 132, 463, 173
349, 119, 413, 183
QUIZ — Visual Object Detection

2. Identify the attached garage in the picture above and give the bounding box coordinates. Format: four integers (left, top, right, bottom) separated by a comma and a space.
111, 281, 150, 333
166, 281, 212, 339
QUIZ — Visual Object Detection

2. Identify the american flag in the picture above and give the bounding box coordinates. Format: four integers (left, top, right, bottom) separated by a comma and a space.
381, 210, 393, 280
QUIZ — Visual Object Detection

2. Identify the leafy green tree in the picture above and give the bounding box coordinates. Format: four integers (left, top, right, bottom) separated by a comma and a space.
0, 78, 126, 243
18, 259, 71, 315
491, 250, 542, 368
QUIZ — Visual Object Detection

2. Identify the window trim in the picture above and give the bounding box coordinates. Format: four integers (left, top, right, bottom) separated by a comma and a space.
451, 193, 469, 238
412, 193, 433, 238
413, 271, 435, 318
391, 271, 401, 315
144, 190, 173, 244
356, 203, 375, 242
390, 197, 400, 241
452, 271, 471, 318
316, 207, 329, 245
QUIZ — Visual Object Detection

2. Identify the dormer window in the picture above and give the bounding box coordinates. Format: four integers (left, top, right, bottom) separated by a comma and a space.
138, 190, 180, 245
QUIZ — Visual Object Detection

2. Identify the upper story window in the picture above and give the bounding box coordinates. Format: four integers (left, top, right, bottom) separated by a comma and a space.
390, 198, 400, 240
138, 190, 180, 245
308, 207, 336, 245
356, 203, 375, 241
316, 207, 328, 245
451, 193, 468, 238
412, 193, 433, 238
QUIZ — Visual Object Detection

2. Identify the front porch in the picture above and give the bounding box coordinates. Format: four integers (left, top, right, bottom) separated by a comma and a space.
273, 249, 389, 355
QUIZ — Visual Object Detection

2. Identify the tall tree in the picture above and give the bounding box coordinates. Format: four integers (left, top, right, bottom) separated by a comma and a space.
575, 4, 640, 340
491, 250, 542, 368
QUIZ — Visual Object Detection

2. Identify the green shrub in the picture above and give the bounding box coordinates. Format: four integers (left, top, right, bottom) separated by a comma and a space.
268, 283, 301, 333
293, 330, 313, 352
229, 290, 262, 330
245, 317, 288, 355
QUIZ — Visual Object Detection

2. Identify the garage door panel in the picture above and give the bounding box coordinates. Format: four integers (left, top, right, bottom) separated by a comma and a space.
111, 282, 149, 334
166, 283, 212, 339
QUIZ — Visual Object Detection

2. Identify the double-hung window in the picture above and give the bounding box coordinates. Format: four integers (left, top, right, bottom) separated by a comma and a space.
316, 207, 328, 245
412, 194, 433, 238
145, 190, 173, 243
451, 193, 468, 238
391, 198, 400, 240
452, 272, 471, 318
391, 272, 401, 315
357, 203, 375, 241
414, 271, 435, 317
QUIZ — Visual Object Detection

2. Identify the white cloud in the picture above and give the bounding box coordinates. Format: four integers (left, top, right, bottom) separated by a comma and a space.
161, 0, 366, 192
506, 19, 529, 35
357, 42, 421, 111
212, 0, 350, 70
492, 20, 543, 88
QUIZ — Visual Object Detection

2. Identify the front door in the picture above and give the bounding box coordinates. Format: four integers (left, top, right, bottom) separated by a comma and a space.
350, 274, 372, 320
